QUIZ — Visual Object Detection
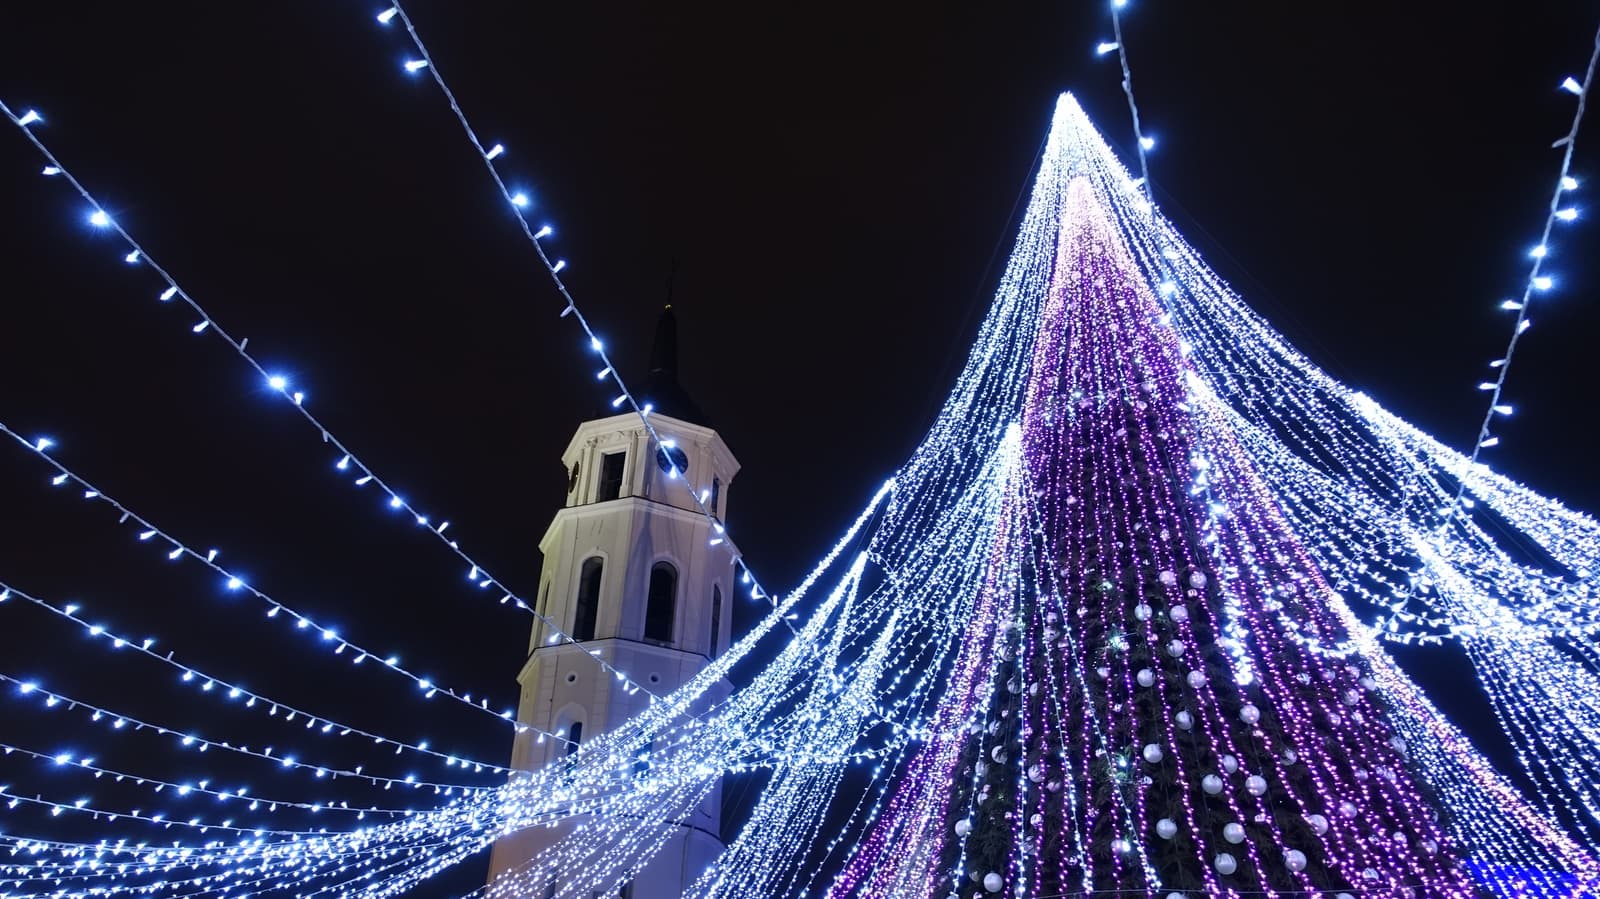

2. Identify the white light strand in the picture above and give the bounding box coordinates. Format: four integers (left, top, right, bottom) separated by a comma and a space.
0, 420, 543, 741
0, 102, 671, 712
1445, 22, 1600, 503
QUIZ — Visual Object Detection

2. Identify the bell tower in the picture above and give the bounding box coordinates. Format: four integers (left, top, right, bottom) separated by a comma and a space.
487, 306, 739, 897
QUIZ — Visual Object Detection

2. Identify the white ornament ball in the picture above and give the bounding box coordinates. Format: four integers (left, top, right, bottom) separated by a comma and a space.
1246, 775, 1268, 797
1028, 764, 1045, 783
1156, 818, 1178, 839
1362, 868, 1379, 881
1284, 849, 1307, 873
1112, 838, 1132, 854
984, 872, 1003, 893
1170, 604, 1189, 622
1220, 754, 1239, 774
1143, 743, 1164, 764
1202, 774, 1224, 795
1337, 894, 1355, 899
1187, 670, 1208, 689
1343, 689, 1361, 706
1159, 571, 1178, 588
1306, 813, 1329, 835
1421, 839, 1438, 854
1167, 894, 1185, 899
1030, 813, 1044, 828
975, 762, 988, 778
1360, 676, 1377, 691
1214, 852, 1237, 875
1240, 704, 1261, 725
1137, 668, 1156, 687
1134, 603, 1152, 621
1167, 639, 1186, 658
1339, 800, 1358, 819
1175, 710, 1194, 730
1097, 666, 1111, 680
991, 746, 1008, 764
1189, 571, 1208, 589
954, 818, 972, 837
1223, 822, 1245, 844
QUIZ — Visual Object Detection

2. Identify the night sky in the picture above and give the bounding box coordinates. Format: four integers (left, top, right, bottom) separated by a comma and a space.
2, 2, 1598, 895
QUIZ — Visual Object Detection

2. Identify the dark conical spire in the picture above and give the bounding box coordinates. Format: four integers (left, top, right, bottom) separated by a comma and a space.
647, 304, 680, 383
636, 293, 709, 426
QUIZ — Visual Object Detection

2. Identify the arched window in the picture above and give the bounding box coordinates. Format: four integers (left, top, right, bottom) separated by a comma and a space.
644, 562, 677, 644
565, 721, 583, 756
710, 584, 723, 657
573, 557, 603, 641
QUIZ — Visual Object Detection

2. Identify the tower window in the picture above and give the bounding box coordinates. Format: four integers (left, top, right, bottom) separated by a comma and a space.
710, 476, 721, 519
596, 451, 626, 502
710, 584, 723, 657
573, 557, 603, 641
644, 562, 677, 644
634, 740, 653, 777
566, 721, 584, 756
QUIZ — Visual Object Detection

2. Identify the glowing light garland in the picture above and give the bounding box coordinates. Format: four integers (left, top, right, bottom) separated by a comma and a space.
0, 98, 684, 714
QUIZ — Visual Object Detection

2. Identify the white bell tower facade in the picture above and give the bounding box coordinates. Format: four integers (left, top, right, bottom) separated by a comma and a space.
487, 307, 739, 898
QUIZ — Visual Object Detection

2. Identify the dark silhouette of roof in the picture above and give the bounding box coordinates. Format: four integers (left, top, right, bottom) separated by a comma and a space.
637, 305, 710, 427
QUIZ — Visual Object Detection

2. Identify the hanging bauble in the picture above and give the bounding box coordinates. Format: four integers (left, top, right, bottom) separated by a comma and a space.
1187, 670, 1208, 688
1360, 675, 1377, 691
1202, 774, 1223, 795
1137, 668, 1155, 687
1343, 689, 1361, 706
1170, 604, 1189, 622
1031, 813, 1045, 828
1421, 839, 1438, 854
1111, 838, 1132, 854
1245, 775, 1268, 797
954, 818, 973, 837
1175, 710, 1194, 730
1167, 639, 1186, 658
1337, 894, 1356, 899
1389, 736, 1407, 754
975, 762, 989, 778
1213, 852, 1237, 875
1239, 704, 1261, 725
1222, 822, 1245, 844
1220, 754, 1239, 774
1156, 818, 1178, 839
1166, 894, 1185, 899
1281, 748, 1297, 765
1284, 849, 1307, 872
1339, 800, 1358, 818
1189, 571, 1208, 589
1097, 666, 1111, 680
1306, 813, 1329, 835
1354, 767, 1369, 781
1361, 868, 1379, 881
991, 746, 1008, 764
1030, 682, 1041, 697
1142, 743, 1164, 764
1007, 680, 1021, 694
1029, 764, 1045, 783
1327, 712, 1342, 727
1159, 571, 1178, 588
1134, 603, 1152, 621
983, 872, 1003, 893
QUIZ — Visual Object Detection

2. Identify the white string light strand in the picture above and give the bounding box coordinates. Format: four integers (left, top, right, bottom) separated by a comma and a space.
0, 420, 541, 741
0, 673, 492, 793
1449, 20, 1600, 497
0, 100, 674, 711
371, 2, 799, 633
0, 577, 510, 779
